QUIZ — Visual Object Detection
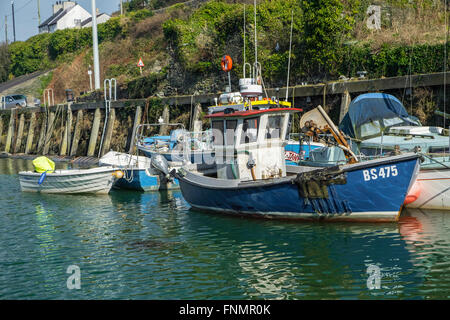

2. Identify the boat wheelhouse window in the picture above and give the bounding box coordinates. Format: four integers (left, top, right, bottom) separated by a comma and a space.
359, 120, 381, 138
225, 120, 237, 146
383, 117, 404, 128
359, 147, 381, 156
429, 146, 449, 153
241, 117, 259, 144
212, 120, 224, 146
265, 116, 282, 139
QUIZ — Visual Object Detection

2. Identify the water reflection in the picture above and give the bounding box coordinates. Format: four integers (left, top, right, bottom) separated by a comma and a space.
1, 158, 450, 299
182, 210, 422, 299
0, 158, 67, 176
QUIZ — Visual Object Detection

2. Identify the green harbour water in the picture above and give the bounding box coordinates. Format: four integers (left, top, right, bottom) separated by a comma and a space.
0, 158, 449, 299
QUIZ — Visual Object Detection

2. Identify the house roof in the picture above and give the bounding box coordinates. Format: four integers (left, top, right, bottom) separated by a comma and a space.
80, 13, 109, 27
39, 5, 77, 28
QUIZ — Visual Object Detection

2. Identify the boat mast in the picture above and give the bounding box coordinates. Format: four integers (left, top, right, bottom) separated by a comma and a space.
254, 0, 258, 79
286, 9, 294, 101
243, 4, 246, 71
444, 0, 447, 130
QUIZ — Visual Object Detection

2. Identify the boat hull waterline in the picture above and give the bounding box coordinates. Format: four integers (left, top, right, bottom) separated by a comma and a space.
114, 168, 180, 192
99, 151, 179, 191
174, 155, 420, 222
406, 168, 450, 209
19, 167, 118, 194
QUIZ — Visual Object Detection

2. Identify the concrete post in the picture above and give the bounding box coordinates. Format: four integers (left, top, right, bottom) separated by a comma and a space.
128, 106, 142, 154
4, 108, 15, 153
87, 108, 102, 157
70, 109, 83, 157
14, 113, 25, 153
25, 112, 36, 154
339, 90, 351, 124
100, 108, 116, 157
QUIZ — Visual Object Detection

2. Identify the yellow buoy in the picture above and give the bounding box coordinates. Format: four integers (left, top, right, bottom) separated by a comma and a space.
113, 170, 124, 179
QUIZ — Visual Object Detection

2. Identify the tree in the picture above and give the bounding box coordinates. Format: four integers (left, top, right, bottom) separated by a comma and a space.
300, 0, 358, 80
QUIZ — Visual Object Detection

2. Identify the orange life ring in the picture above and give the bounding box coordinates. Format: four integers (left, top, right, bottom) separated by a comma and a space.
221, 55, 232, 72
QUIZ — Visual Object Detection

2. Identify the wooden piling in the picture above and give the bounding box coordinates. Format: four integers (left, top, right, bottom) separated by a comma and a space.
25, 112, 37, 154
70, 109, 83, 157
60, 106, 73, 156
4, 108, 15, 153
87, 108, 101, 157
37, 113, 47, 154
339, 90, 351, 123
0, 116, 4, 149
14, 113, 25, 153
43, 111, 55, 155
128, 106, 142, 154
100, 108, 116, 157
192, 103, 203, 133
159, 105, 170, 135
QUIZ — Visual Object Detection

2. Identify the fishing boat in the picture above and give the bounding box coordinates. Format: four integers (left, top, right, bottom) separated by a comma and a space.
299, 93, 450, 210
171, 56, 420, 222
99, 151, 179, 191
19, 166, 120, 194
173, 107, 420, 221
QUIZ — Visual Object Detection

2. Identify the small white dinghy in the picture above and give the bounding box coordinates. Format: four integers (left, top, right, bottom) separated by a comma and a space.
19, 166, 120, 194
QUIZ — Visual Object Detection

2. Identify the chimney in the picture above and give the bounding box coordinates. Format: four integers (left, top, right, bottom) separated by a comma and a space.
63, 1, 76, 10
96, 8, 100, 16
52, 1, 63, 14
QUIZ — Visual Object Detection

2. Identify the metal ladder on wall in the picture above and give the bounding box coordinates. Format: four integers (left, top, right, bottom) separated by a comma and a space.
98, 78, 117, 157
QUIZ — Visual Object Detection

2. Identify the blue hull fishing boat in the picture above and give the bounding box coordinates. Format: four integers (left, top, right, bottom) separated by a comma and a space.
175, 155, 419, 222
99, 151, 179, 191
172, 70, 420, 221
173, 1, 420, 221
136, 123, 214, 166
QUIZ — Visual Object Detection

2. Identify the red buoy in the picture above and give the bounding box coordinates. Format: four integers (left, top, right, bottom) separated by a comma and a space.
404, 181, 421, 205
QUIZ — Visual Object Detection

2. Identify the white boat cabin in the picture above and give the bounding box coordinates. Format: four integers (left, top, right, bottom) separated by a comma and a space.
206, 106, 302, 181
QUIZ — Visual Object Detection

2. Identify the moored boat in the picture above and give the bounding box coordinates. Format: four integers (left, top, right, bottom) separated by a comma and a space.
136, 123, 214, 166
99, 151, 179, 191
19, 166, 119, 194
174, 154, 420, 222
172, 82, 420, 222
298, 92, 450, 210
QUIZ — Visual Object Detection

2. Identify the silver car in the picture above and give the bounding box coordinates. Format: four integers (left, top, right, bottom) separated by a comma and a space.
1, 94, 27, 109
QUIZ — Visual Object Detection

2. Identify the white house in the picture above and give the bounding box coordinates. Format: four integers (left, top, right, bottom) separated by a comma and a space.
38, 1, 110, 34
81, 13, 111, 28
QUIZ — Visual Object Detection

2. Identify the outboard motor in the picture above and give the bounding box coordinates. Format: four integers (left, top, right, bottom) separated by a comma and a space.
151, 154, 171, 181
